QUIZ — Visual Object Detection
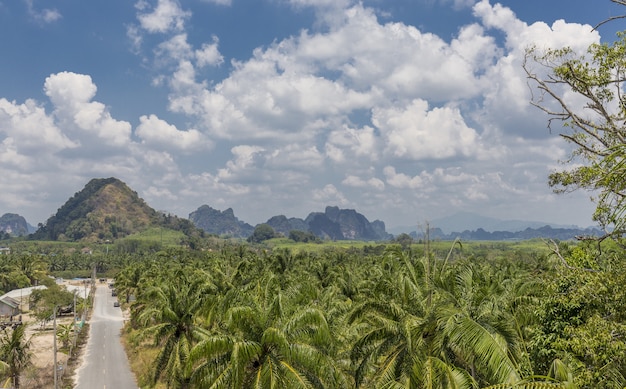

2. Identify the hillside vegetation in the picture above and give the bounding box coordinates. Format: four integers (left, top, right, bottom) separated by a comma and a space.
30, 177, 202, 243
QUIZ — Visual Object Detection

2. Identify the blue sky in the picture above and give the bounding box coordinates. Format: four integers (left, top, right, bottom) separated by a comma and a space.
0, 0, 623, 231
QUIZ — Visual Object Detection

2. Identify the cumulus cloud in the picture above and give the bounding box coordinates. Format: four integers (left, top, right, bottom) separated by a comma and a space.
44, 72, 132, 147
113, 0, 603, 225
136, 0, 190, 33
312, 184, 349, 205
0, 0, 605, 227
342, 175, 385, 190
326, 125, 379, 163
136, 114, 212, 151
373, 100, 481, 160
195, 36, 224, 67
0, 98, 77, 153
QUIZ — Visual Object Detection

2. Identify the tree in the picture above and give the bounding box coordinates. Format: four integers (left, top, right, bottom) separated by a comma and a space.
29, 285, 75, 329
56, 323, 74, 350
135, 269, 215, 388
394, 232, 413, 249
524, 32, 626, 235
115, 262, 144, 305
289, 230, 319, 243
349, 248, 523, 388
0, 324, 32, 389
247, 224, 277, 243
188, 275, 346, 388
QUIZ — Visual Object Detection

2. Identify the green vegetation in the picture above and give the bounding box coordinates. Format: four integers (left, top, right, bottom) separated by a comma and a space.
101, 237, 623, 389
526, 31, 626, 235
0, 324, 32, 389
1, 230, 625, 388
6, 10, 626, 387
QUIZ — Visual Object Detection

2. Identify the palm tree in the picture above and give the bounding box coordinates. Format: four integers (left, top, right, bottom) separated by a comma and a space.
115, 261, 144, 304
135, 268, 215, 388
349, 247, 523, 388
0, 324, 32, 389
56, 323, 74, 349
188, 274, 347, 388
11, 254, 46, 286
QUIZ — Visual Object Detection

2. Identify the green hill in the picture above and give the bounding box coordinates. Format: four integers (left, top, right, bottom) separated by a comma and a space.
31, 177, 200, 242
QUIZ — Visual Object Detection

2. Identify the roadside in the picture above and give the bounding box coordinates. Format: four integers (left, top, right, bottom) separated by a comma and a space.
8, 279, 93, 388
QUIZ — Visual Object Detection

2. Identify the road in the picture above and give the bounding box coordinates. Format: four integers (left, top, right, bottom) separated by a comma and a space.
74, 283, 137, 389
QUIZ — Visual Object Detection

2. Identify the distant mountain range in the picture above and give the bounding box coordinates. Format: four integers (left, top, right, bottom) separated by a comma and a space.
388, 211, 603, 240
0, 178, 605, 242
189, 204, 392, 241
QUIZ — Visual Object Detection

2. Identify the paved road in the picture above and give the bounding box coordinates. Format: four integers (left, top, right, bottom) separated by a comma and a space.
74, 283, 137, 389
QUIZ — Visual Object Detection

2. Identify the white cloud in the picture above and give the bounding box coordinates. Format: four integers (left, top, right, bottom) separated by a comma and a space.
24, 0, 61, 23
373, 99, 481, 160
383, 166, 428, 190
136, 0, 190, 33
0, 98, 77, 153
326, 125, 379, 163
44, 72, 132, 147
217, 145, 265, 180
342, 175, 385, 190
312, 184, 349, 205
267, 144, 325, 169
136, 114, 212, 151
195, 36, 224, 67
156, 33, 193, 62
0, 0, 606, 228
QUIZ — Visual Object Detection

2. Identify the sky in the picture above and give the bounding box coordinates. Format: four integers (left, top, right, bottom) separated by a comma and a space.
0, 0, 624, 231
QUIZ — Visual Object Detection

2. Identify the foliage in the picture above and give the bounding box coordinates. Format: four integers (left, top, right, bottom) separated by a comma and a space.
56, 323, 74, 349
288, 230, 320, 243
525, 32, 626, 234
247, 224, 278, 243
0, 324, 32, 389
530, 241, 626, 388
29, 177, 204, 243
29, 284, 76, 328
6, 225, 626, 388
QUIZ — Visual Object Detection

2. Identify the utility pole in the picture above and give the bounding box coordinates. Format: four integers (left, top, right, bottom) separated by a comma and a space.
72, 292, 77, 347
53, 306, 58, 389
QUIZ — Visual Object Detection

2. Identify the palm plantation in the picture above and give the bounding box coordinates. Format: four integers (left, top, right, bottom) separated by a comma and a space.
188, 274, 346, 388
132, 268, 215, 388
114, 239, 610, 389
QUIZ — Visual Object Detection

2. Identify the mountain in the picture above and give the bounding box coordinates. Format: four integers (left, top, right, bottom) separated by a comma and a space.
265, 215, 308, 236
188, 205, 254, 238
31, 177, 199, 242
388, 211, 584, 235
190, 205, 391, 241
306, 206, 391, 240
0, 213, 32, 236
414, 225, 604, 241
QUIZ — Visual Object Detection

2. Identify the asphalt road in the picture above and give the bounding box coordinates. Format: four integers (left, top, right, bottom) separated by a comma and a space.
74, 283, 137, 389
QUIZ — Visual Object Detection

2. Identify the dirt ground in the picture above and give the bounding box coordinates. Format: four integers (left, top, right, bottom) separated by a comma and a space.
8, 280, 92, 388
25, 314, 73, 369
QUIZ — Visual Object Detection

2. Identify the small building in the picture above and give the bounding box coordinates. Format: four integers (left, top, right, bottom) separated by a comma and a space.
0, 296, 20, 317
0, 246, 10, 255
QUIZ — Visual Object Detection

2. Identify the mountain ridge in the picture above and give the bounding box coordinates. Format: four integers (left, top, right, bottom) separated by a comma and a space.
0, 178, 602, 242
387, 211, 592, 235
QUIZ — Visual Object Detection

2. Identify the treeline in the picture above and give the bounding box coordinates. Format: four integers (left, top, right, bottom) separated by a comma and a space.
112, 240, 626, 388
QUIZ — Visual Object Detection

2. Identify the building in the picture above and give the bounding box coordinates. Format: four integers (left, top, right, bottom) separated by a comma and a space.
0, 295, 20, 317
